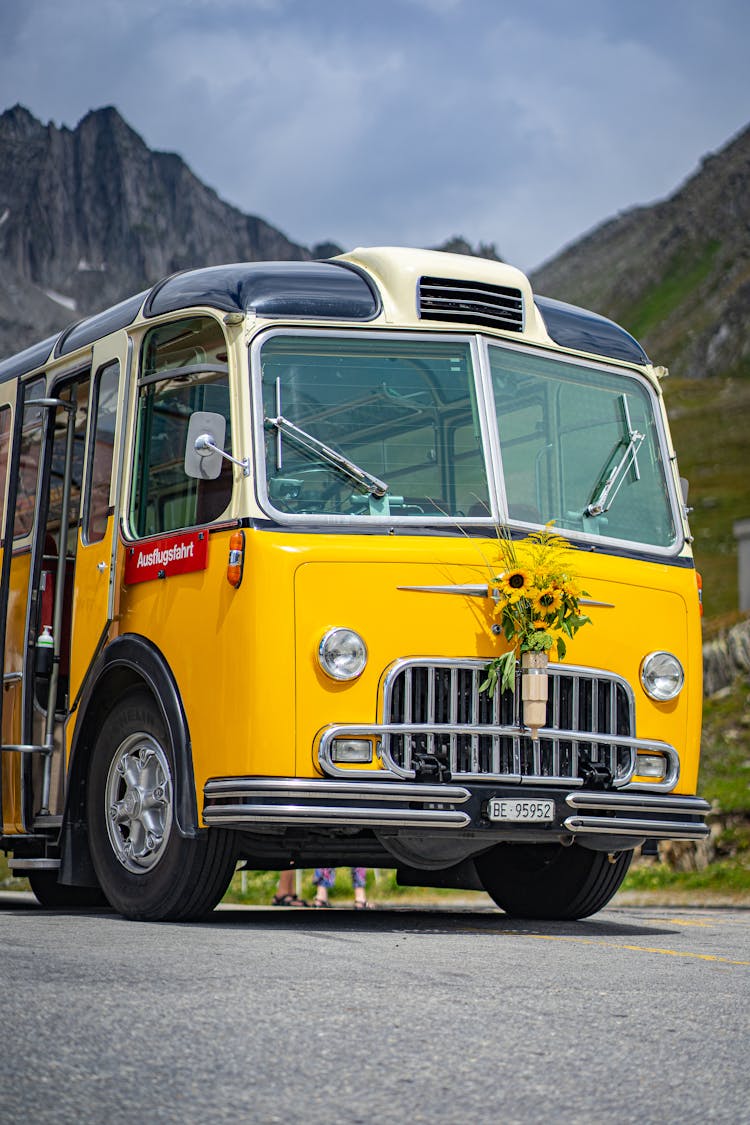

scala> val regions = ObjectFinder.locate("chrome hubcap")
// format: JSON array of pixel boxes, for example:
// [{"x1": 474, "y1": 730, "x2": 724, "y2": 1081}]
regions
[{"x1": 105, "y1": 733, "x2": 173, "y2": 873}]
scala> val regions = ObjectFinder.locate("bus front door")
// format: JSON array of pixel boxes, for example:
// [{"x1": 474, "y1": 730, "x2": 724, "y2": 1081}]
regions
[
  {"x1": 0, "y1": 372, "x2": 89, "y2": 839},
  {"x1": 66, "y1": 343, "x2": 127, "y2": 716},
  {"x1": 0, "y1": 337, "x2": 127, "y2": 842}
]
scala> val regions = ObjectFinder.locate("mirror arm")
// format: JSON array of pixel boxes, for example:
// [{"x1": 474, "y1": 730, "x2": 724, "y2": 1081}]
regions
[{"x1": 194, "y1": 434, "x2": 250, "y2": 477}]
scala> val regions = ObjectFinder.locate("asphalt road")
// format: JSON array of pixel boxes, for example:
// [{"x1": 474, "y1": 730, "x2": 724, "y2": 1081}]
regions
[{"x1": 0, "y1": 893, "x2": 748, "y2": 1125}]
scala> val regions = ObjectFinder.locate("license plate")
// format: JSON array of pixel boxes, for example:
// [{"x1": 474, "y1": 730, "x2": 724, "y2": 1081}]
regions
[{"x1": 487, "y1": 798, "x2": 555, "y2": 823}]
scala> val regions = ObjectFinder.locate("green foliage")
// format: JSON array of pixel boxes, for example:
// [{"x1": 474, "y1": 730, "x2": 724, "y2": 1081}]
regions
[
  {"x1": 664, "y1": 372, "x2": 750, "y2": 621},
  {"x1": 481, "y1": 527, "x2": 591, "y2": 697},
  {"x1": 699, "y1": 677, "x2": 750, "y2": 813},
  {"x1": 479, "y1": 649, "x2": 516, "y2": 697},
  {"x1": 623, "y1": 858, "x2": 750, "y2": 894},
  {"x1": 624, "y1": 242, "x2": 721, "y2": 341},
  {"x1": 0, "y1": 853, "x2": 28, "y2": 891}
]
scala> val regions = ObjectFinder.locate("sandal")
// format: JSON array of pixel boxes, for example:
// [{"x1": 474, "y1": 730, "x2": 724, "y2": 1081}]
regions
[
  {"x1": 271, "y1": 894, "x2": 309, "y2": 907},
  {"x1": 312, "y1": 897, "x2": 332, "y2": 908},
  {"x1": 354, "y1": 900, "x2": 372, "y2": 910}
]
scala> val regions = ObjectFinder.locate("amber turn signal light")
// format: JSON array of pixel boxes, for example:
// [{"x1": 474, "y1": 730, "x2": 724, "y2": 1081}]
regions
[{"x1": 227, "y1": 530, "x2": 245, "y2": 588}]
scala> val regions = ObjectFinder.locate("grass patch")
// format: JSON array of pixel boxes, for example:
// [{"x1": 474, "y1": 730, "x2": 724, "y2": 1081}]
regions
[
  {"x1": 624, "y1": 241, "x2": 721, "y2": 341},
  {"x1": 623, "y1": 857, "x2": 750, "y2": 895},
  {"x1": 0, "y1": 851, "x2": 29, "y2": 892},
  {"x1": 664, "y1": 373, "x2": 750, "y2": 620},
  {"x1": 698, "y1": 677, "x2": 750, "y2": 813}
]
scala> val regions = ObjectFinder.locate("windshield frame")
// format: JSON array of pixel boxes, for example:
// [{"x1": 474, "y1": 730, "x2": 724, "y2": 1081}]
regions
[
  {"x1": 249, "y1": 327, "x2": 685, "y2": 556},
  {"x1": 250, "y1": 327, "x2": 497, "y2": 528},
  {"x1": 476, "y1": 335, "x2": 684, "y2": 556}
]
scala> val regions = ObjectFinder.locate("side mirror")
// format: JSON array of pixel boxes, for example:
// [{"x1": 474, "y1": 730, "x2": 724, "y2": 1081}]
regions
[{"x1": 184, "y1": 411, "x2": 226, "y2": 480}]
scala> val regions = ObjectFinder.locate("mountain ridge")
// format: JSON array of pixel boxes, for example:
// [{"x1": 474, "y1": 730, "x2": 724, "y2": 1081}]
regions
[
  {"x1": 2, "y1": 102, "x2": 748, "y2": 380},
  {"x1": 0, "y1": 103, "x2": 316, "y2": 354},
  {"x1": 530, "y1": 123, "x2": 750, "y2": 380},
  {"x1": 0, "y1": 103, "x2": 748, "y2": 618}
]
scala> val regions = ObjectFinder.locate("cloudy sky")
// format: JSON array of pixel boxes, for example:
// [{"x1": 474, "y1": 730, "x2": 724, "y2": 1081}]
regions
[{"x1": 1, "y1": 0, "x2": 748, "y2": 270}]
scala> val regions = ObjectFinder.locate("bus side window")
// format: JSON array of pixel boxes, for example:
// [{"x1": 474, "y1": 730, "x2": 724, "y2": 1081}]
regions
[
  {"x1": 84, "y1": 362, "x2": 119, "y2": 545},
  {"x1": 0, "y1": 405, "x2": 11, "y2": 530},
  {"x1": 130, "y1": 317, "x2": 232, "y2": 538},
  {"x1": 13, "y1": 378, "x2": 46, "y2": 539}
]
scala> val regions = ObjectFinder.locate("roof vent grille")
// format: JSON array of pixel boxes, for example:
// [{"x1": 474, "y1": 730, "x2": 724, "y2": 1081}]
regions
[{"x1": 418, "y1": 275, "x2": 524, "y2": 332}]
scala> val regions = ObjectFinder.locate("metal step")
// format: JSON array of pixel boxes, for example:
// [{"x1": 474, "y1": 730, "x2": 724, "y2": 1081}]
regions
[
  {"x1": 0, "y1": 743, "x2": 53, "y2": 754},
  {"x1": 10, "y1": 858, "x2": 60, "y2": 871}
]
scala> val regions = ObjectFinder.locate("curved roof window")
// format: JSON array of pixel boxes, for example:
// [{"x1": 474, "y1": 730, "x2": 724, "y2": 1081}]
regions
[{"x1": 145, "y1": 261, "x2": 380, "y2": 321}]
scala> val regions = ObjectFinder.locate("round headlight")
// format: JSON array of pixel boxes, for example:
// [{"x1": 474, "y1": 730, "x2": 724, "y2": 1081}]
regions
[
  {"x1": 640, "y1": 651, "x2": 684, "y2": 701},
  {"x1": 318, "y1": 628, "x2": 368, "y2": 681}
]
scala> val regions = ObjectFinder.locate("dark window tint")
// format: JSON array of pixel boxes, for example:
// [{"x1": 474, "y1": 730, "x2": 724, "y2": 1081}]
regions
[
  {"x1": 14, "y1": 378, "x2": 45, "y2": 538},
  {"x1": 0, "y1": 406, "x2": 11, "y2": 533},
  {"x1": 131, "y1": 318, "x2": 232, "y2": 537},
  {"x1": 84, "y1": 362, "x2": 119, "y2": 544}
]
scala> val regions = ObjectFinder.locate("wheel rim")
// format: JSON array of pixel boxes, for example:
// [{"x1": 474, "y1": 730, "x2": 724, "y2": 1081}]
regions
[{"x1": 105, "y1": 732, "x2": 174, "y2": 874}]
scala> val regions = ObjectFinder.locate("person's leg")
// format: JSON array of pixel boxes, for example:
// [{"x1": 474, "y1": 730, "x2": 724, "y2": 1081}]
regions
[
  {"x1": 352, "y1": 867, "x2": 370, "y2": 907},
  {"x1": 313, "y1": 868, "x2": 335, "y2": 906},
  {"x1": 272, "y1": 868, "x2": 308, "y2": 906}
]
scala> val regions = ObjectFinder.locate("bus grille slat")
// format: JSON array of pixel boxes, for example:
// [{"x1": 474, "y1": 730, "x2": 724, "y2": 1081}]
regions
[{"x1": 383, "y1": 660, "x2": 635, "y2": 785}]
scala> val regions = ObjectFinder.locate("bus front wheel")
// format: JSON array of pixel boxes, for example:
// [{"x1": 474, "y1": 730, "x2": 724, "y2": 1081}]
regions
[
  {"x1": 475, "y1": 841, "x2": 633, "y2": 920},
  {"x1": 86, "y1": 690, "x2": 236, "y2": 922}
]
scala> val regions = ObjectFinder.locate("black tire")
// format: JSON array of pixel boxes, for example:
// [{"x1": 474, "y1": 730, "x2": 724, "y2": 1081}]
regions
[
  {"x1": 475, "y1": 842, "x2": 633, "y2": 920},
  {"x1": 28, "y1": 870, "x2": 108, "y2": 911},
  {"x1": 86, "y1": 689, "x2": 237, "y2": 922}
]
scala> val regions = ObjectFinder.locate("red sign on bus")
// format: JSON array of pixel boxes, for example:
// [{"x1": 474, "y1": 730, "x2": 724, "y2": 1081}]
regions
[{"x1": 124, "y1": 530, "x2": 209, "y2": 585}]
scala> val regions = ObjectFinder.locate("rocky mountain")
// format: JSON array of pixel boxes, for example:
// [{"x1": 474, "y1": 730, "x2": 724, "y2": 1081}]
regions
[
  {"x1": 430, "y1": 236, "x2": 503, "y2": 261},
  {"x1": 531, "y1": 124, "x2": 750, "y2": 381},
  {"x1": 530, "y1": 126, "x2": 750, "y2": 626},
  {"x1": 0, "y1": 103, "x2": 748, "y2": 625},
  {"x1": 3, "y1": 101, "x2": 747, "y2": 381},
  {"x1": 0, "y1": 104, "x2": 324, "y2": 356}
]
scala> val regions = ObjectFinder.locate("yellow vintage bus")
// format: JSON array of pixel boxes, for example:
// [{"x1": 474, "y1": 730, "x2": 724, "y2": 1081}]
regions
[{"x1": 0, "y1": 247, "x2": 709, "y2": 920}]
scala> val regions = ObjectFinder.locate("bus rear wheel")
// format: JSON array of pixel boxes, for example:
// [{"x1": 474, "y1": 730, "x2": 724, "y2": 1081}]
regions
[
  {"x1": 86, "y1": 690, "x2": 236, "y2": 922},
  {"x1": 475, "y1": 841, "x2": 633, "y2": 920},
  {"x1": 28, "y1": 870, "x2": 108, "y2": 910}
]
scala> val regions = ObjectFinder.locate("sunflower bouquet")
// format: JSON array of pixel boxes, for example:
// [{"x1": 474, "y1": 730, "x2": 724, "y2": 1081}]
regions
[{"x1": 480, "y1": 526, "x2": 592, "y2": 699}]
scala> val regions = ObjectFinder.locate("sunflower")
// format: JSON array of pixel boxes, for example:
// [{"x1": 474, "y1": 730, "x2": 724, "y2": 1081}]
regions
[
  {"x1": 530, "y1": 586, "x2": 563, "y2": 617},
  {"x1": 481, "y1": 527, "x2": 592, "y2": 698},
  {"x1": 560, "y1": 579, "x2": 581, "y2": 602},
  {"x1": 497, "y1": 567, "x2": 533, "y2": 603}
]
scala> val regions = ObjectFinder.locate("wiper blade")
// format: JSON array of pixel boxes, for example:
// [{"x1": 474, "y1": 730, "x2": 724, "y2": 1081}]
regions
[
  {"x1": 585, "y1": 396, "x2": 645, "y2": 517},
  {"x1": 265, "y1": 414, "x2": 389, "y2": 498}
]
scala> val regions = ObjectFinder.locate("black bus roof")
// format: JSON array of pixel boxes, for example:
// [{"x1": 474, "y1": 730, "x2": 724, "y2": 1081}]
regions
[{"x1": 0, "y1": 258, "x2": 648, "y2": 383}]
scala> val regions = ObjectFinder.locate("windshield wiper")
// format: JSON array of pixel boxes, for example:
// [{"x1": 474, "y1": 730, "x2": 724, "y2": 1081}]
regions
[
  {"x1": 585, "y1": 395, "x2": 645, "y2": 517},
  {"x1": 264, "y1": 413, "x2": 389, "y2": 498}
]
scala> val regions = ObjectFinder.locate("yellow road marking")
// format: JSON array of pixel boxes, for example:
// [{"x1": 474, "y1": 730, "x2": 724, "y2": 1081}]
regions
[
  {"x1": 646, "y1": 917, "x2": 714, "y2": 927},
  {"x1": 505, "y1": 931, "x2": 750, "y2": 965}
]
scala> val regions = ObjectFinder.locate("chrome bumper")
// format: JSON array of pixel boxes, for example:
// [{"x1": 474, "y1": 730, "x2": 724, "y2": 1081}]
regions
[
  {"x1": 203, "y1": 777, "x2": 473, "y2": 829},
  {"x1": 563, "y1": 791, "x2": 711, "y2": 840},
  {"x1": 203, "y1": 776, "x2": 711, "y2": 841}
]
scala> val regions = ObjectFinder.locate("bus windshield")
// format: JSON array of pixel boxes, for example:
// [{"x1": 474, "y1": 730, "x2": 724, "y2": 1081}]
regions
[
  {"x1": 256, "y1": 331, "x2": 678, "y2": 550},
  {"x1": 488, "y1": 344, "x2": 677, "y2": 548},
  {"x1": 258, "y1": 334, "x2": 490, "y2": 519}
]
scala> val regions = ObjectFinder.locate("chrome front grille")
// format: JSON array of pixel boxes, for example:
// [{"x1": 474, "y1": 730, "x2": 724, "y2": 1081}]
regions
[
  {"x1": 418, "y1": 275, "x2": 524, "y2": 332},
  {"x1": 381, "y1": 659, "x2": 636, "y2": 786}
]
